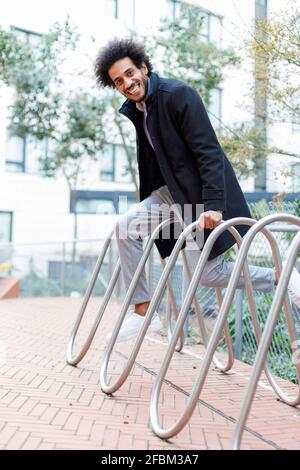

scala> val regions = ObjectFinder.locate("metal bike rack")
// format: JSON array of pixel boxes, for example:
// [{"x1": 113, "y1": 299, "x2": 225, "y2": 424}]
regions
[
  {"x1": 100, "y1": 217, "x2": 196, "y2": 394},
  {"x1": 232, "y1": 228, "x2": 300, "y2": 449},
  {"x1": 100, "y1": 214, "x2": 237, "y2": 395},
  {"x1": 150, "y1": 214, "x2": 300, "y2": 440},
  {"x1": 67, "y1": 221, "x2": 183, "y2": 366},
  {"x1": 67, "y1": 229, "x2": 120, "y2": 365}
]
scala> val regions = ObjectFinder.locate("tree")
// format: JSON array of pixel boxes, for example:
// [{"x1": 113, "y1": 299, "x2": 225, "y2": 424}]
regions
[
  {"x1": 241, "y1": 2, "x2": 300, "y2": 175},
  {"x1": 153, "y1": 3, "x2": 239, "y2": 104},
  {"x1": 249, "y1": 4, "x2": 300, "y2": 129},
  {"x1": 129, "y1": 2, "x2": 266, "y2": 179},
  {"x1": 0, "y1": 21, "x2": 107, "y2": 257}
]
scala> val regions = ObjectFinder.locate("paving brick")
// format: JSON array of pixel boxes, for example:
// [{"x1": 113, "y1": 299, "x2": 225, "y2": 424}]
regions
[
  {"x1": 64, "y1": 413, "x2": 82, "y2": 432},
  {"x1": 6, "y1": 431, "x2": 30, "y2": 450},
  {"x1": 40, "y1": 406, "x2": 60, "y2": 424},
  {"x1": 22, "y1": 436, "x2": 42, "y2": 450},
  {"x1": 0, "y1": 425, "x2": 18, "y2": 445},
  {"x1": 31, "y1": 403, "x2": 49, "y2": 418},
  {"x1": 38, "y1": 442, "x2": 56, "y2": 450},
  {"x1": 102, "y1": 429, "x2": 120, "y2": 448},
  {"x1": 77, "y1": 418, "x2": 93, "y2": 437},
  {"x1": 52, "y1": 410, "x2": 71, "y2": 427}
]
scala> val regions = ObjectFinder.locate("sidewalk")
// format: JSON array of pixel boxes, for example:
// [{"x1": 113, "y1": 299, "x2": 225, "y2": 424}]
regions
[{"x1": 0, "y1": 297, "x2": 299, "y2": 450}]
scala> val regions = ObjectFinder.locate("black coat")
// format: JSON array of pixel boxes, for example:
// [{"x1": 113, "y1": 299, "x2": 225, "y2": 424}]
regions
[{"x1": 119, "y1": 73, "x2": 251, "y2": 260}]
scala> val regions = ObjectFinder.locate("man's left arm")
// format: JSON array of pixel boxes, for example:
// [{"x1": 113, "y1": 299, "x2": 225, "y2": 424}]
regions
[{"x1": 171, "y1": 85, "x2": 225, "y2": 228}]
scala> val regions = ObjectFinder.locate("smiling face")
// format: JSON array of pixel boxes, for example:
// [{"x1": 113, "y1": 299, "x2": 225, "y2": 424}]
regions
[{"x1": 108, "y1": 57, "x2": 149, "y2": 102}]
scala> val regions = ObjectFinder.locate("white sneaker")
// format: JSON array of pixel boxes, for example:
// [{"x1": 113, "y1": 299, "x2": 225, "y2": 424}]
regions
[
  {"x1": 147, "y1": 315, "x2": 163, "y2": 334},
  {"x1": 106, "y1": 312, "x2": 162, "y2": 343}
]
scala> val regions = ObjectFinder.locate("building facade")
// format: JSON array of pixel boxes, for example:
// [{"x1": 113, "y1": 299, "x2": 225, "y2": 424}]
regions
[{"x1": 0, "y1": 0, "x2": 298, "y2": 245}]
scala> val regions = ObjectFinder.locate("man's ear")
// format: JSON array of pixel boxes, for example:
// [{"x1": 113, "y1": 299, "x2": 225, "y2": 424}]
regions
[{"x1": 141, "y1": 61, "x2": 148, "y2": 75}]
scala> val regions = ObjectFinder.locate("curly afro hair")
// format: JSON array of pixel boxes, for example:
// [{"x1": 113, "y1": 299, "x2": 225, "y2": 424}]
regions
[{"x1": 94, "y1": 38, "x2": 153, "y2": 88}]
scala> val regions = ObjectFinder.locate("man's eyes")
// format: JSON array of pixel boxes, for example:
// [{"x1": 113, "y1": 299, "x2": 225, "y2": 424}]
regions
[{"x1": 115, "y1": 71, "x2": 134, "y2": 86}]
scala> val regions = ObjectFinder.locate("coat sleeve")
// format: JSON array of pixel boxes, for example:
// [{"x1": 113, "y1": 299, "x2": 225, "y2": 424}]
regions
[{"x1": 170, "y1": 84, "x2": 226, "y2": 212}]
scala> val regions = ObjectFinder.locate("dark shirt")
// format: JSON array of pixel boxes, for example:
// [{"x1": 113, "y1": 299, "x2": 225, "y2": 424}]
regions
[{"x1": 136, "y1": 76, "x2": 165, "y2": 192}]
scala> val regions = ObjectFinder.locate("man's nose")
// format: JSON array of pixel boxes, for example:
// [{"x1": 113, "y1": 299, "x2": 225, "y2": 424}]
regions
[{"x1": 124, "y1": 78, "x2": 133, "y2": 90}]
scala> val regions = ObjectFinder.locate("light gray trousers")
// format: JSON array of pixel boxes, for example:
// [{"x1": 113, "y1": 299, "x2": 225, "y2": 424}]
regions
[{"x1": 115, "y1": 185, "x2": 275, "y2": 304}]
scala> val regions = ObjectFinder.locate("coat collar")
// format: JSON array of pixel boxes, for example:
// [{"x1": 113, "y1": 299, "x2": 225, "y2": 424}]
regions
[{"x1": 119, "y1": 72, "x2": 159, "y2": 122}]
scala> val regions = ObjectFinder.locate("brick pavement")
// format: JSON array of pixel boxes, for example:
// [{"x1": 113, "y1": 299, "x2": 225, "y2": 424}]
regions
[{"x1": 0, "y1": 297, "x2": 299, "y2": 450}]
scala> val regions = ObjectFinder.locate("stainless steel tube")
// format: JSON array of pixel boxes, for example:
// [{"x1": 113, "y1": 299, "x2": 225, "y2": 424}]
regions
[
  {"x1": 67, "y1": 230, "x2": 120, "y2": 365},
  {"x1": 150, "y1": 214, "x2": 300, "y2": 439},
  {"x1": 232, "y1": 228, "x2": 300, "y2": 449}
]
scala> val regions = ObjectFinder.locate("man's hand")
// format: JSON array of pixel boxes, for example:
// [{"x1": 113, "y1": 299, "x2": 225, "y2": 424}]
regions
[{"x1": 198, "y1": 210, "x2": 223, "y2": 230}]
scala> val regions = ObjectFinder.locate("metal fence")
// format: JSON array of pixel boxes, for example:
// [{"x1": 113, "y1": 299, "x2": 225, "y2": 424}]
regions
[{"x1": 0, "y1": 199, "x2": 299, "y2": 382}]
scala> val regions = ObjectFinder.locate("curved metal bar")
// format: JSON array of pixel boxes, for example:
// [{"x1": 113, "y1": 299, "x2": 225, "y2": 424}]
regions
[
  {"x1": 150, "y1": 214, "x2": 300, "y2": 439},
  {"x1": 232, "y1": 229, "x2": 300, "y2": 450},
  {"x1": 100, "y1": 217, "x2": 252, "y2": 395},
  {"x1": 100, "y1": 218, "x2": 181, "y2": 394},
  {"x1": 162, "y1": 258, "x2": 185, "y2": 353},
  {"x1": 180, "y1": 250, "x2": 207, "y2": 347},
  {"x1": 215, "y1": 287, "x2": 235, "y2": 372},
  {"x1": 181, "y1": 251, "x2": 234, "y2": 372},
  {"x1": 242, "y1": 221, "x2": 300, "y2": 404},
  {"x1": 67, "y1": 230, "x2": 121, "y2": 365}
]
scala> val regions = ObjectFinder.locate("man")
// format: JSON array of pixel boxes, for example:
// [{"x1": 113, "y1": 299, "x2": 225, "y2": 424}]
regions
[{"x1": 94, "y1": 38, "x2": 300, "y2": 342}]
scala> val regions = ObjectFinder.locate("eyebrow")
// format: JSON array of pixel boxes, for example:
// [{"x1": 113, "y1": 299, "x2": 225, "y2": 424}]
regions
[{"x1": 114, "y1": 67, "x2": 134, "y2": 83}]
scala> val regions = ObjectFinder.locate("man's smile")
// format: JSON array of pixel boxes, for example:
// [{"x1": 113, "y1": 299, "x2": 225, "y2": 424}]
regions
[{"x1": 127, "y1": 82, "x2": 140, "y2": 95}]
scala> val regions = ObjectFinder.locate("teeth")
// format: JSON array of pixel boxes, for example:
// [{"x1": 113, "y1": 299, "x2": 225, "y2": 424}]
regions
[{"x1": 129, "y1": 84, "x2": 139, "y2": 95}]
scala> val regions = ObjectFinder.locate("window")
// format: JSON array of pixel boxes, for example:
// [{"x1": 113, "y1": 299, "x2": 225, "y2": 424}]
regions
[
  {"x1": 70, "y1": 190, "x2": 136, "y2": 214},
  {"x1": 199, "y1": 12, "x2": 209, "y2": 42},
  {"x1": 200, "y1": 12, "x2": 222, "y2": 46},
  {"x1": 5, "y1": 28, "x2": 45, "y2": 175},
  {"x1": 104, "y1": 0, "x2": 135, "y2": 25},
  {"x1": 75, "y1": 198, "x2": 116, "y2": 215},
  {"x1": 0, "y1": 212, "x2": 13, "y2": 243},
  {"x1": 114, "y1": 145, "x2": 132, "y2": 183},
  {"x1": 168, "y1": 2, "x2": 222, "y2": 47},
  {"x1": 12, "y1": 26, "x2": 42, "y2": 45},
  {"x1": 5, "y1": 136, "x2": 25, "y2": 173},
  {"x1": 104, "y1": 0, "x2": 118, "y2": 19},
  {"x1": 100, "y1": 145, "x2": 115, "y2": 182},
  {"x1": 209, "y1": 14, "x2": 222, "y2": 47},
  {"x1": 207, "y1": 88, "x2": 222, "y2": 131},
  {"x1": 169, "y1": 0, "x2": 182, "y2": 21},
  {"x1": 100, "y1": 144, "x2": 133, "y2": 184},
  {"x1": 5, "y1": 134, "x2": 47, "y2": 175},
  {"x1": 291, "y1": 163, "x2": 300, "y2": 193},
  {"x1": 25, "y1": 135, "x2": 48, "y2": 174},
  {"x1": 292, "y1": 120, "x2": 300, "y2": 134}
]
